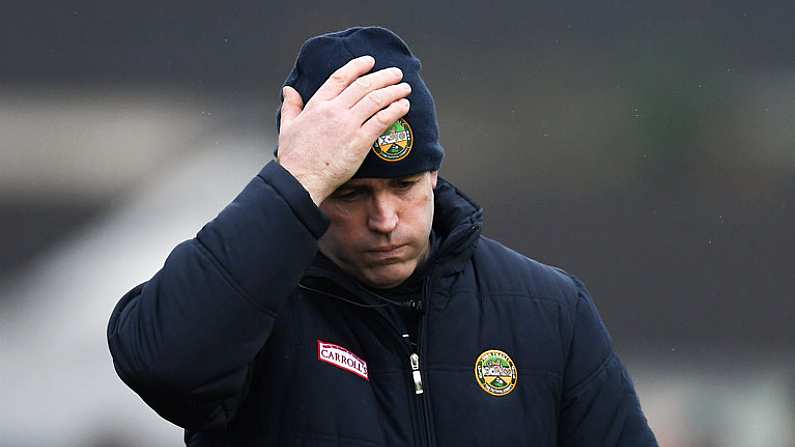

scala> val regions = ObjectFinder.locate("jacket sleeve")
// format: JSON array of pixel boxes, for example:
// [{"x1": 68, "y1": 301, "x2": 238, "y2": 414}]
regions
[
  {"x1": 107, "y1": 161, "x2": 329, "y2": 431},
  {"x1": 557, "y1": 277, "x2": 659, "y2": 447}
]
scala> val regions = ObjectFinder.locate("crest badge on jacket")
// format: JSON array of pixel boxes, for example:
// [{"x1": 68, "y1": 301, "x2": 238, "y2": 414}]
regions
[{"x1": 474, "y1": 349, "x2": 518, "y2": 397}]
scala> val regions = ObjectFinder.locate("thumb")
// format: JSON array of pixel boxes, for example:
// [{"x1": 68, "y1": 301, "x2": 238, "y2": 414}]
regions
[{"x1": 280, "y1": 86, "x2": 304, "y2": 128}]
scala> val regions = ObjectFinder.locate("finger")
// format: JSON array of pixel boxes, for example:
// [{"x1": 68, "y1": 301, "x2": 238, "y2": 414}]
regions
[
  {"x1": 350, "y1": 82, "x2": 411, "y2": 123},
  {"x1": 280, "y1": 86, "x2": 304, "y2": 128},
  {"x1": 311, "y1": 55, "x2": 375, "y2": 102},
  {"x1": 335, "y1": 66, "x2": 404, "y2": 108},
  {"x1": 359, "y1": 98, "x2": 410, "y2": 146}
]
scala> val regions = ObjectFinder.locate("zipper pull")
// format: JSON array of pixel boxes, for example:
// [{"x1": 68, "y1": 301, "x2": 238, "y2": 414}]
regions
[{"x1": 410, "y1": 353, "x2": 424, "y2": 395}]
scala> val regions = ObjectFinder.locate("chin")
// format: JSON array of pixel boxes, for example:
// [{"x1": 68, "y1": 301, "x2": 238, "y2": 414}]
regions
[{"x1": 362, "y1": 262, "x2": 414, "y2": 289}]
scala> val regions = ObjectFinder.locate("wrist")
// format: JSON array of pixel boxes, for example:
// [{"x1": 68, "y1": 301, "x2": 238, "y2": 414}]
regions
[{"x1": 277, "y1": 160, "x2": 333, "y2": 206}]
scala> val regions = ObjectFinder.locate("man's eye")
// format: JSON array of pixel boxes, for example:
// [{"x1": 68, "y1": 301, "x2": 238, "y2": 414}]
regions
[{"x1": 396, "y1": 181, "x2": 416, "y2": 190}]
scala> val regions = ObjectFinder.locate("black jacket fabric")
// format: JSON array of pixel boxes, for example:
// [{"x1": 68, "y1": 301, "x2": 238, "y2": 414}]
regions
[{"x1": 107, "y1": 161, "x2": 658, "y2": 446}]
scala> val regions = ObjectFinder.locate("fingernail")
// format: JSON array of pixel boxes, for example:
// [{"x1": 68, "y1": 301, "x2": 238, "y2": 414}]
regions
[
  {"x1": 361, "y1": 55, "x2": 375, "y2": 64},
  {"x1": 391, "y1": 67, "x2": 403, "y2": 76}
]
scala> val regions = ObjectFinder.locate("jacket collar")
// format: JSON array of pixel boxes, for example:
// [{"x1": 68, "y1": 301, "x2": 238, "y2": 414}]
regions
[{"x1": 431, "y1": 177, "x2": 484, "y2": 277}]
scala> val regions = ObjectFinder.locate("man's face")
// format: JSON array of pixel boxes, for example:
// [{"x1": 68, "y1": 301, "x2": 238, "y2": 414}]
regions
[{"x1": 318, "y1": 171, "x2": 438, "y2": 289}]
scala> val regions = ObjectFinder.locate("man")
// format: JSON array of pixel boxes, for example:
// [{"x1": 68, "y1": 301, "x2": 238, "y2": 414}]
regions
[{"x1": 108, "y1": 27, "x2": 658, "y2": 446}]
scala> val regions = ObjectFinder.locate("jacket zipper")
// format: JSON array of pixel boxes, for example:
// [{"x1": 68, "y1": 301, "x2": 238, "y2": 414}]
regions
[
  {"x1": 398, "y1": 286, "x2": 434, "y2": 447},
  {"x1": 414, "y1": 274, "x2": 436, "y2": 447},
  {"x1": 407, "y1": 342, "x2": 431, "y2": 447},
  {"x1": 397, "y1": 323, "x2": 428, "y2": 447},
  {"x1": 410, "y1": 353, "x2": 423, "y2": 394}
]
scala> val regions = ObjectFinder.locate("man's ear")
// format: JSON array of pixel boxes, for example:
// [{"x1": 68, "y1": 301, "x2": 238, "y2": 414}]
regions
[{"x1": 430, "y1": 171, "x2": 439, "y2": 189}]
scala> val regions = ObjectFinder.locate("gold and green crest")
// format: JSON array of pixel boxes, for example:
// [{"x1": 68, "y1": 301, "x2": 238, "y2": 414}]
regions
[
  {"x1": 474, "y1": 349, "x2": 518, "y2": 397},
  {"x1": 371, "y1": 118, "x2": 414, "y2": 162}
]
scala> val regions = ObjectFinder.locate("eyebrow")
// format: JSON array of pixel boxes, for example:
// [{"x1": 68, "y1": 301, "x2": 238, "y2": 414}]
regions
[
  {"x1": 330, "y1": 183, "x2": 370, "y2": 199},
  {"x1": 387, "y1": 174, "x2": 423, "y2": 185},
  {"x1": 338, "y1": 174, "x2": 423, "y2": 191},
  {"x1": 335, "y1": 184, "x2": 369, "y2": 193},
  {"x1": 396, "y1": 174, "x2": 423, "y2": 181}
]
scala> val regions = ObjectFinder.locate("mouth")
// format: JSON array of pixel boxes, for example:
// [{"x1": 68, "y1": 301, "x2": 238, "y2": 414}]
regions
[{"x1": 365, "y1": 244, "x2": 407, "y2": 261}]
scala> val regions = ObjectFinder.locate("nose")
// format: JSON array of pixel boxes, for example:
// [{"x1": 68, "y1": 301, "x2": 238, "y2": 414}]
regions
[{"x1": 367, "y1": 193, "x2": 399, "y2": 235}]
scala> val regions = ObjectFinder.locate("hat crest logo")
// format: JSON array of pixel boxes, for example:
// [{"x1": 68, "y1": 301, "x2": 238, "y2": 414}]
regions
[{"x1": 371, "y1": 118, "x2": 414, "y2": 162}]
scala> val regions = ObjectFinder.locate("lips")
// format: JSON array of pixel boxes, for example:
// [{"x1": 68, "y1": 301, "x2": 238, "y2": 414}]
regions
[
  {"x1": 369, "y1": 245, "x2": 404, "y2": 253},
  {"x1": 365, "y1": 244, "x2": 406, "y2": 261}
]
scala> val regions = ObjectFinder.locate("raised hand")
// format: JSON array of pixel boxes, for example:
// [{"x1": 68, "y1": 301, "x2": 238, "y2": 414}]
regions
[{"x1": 277, "y1": 55, "x2": 412, "y2": 205}]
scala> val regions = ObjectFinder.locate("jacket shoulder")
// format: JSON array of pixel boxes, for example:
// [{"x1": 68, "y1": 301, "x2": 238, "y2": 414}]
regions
[{"x1": 471, "y1": 235, "x2": 582, "y2": 308}]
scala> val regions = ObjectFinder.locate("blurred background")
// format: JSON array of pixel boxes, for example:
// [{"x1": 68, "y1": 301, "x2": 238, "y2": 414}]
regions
[{"x1": 2, "y1": 1, "x2": 793, "y2": 446}]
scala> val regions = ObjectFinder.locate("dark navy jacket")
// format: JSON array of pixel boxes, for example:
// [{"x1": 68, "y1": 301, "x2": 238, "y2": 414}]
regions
[{"x1": 107, "y1": 161, "x2": 658, "y2": 446}]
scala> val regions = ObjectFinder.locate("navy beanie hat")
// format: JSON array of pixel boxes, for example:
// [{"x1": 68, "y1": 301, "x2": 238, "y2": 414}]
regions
[{"x1": 276, "y1": 26, "x2": 444, "y2": 178}]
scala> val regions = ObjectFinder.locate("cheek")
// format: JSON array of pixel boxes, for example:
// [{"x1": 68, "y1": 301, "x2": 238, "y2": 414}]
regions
[
  {"x1": 325, "y1": 220, "x2": 355, "y2": 245},
  {"x1": 320, "y1": 206, "x2": 365, "y2": 248},
  {"x1": 325, "y1": 201, "x2": 357, "y2": 221},
  {"x1": 402, "y1": 192, "x2": 435, "y2": 236},
  {"x1": 318, "y1": 221, "x2": 359, "y2": 264}
]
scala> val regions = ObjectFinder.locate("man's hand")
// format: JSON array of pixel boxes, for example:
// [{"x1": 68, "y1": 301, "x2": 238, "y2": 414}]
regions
[{"x1": 277, "y1": 55, "x2": 412, "y2": 205}]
